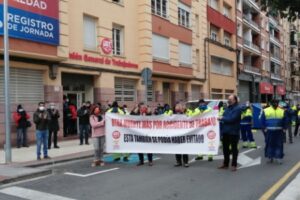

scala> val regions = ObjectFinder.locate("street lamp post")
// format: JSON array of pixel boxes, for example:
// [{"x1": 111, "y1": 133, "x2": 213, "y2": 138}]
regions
[{"x1": 3, "y1": 0, "x2": 12, "y2": 163}]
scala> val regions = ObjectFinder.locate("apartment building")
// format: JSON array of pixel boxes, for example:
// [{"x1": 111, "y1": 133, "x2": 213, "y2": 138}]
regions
[
  {"x1": 236, "y1": 0, "x2": 285, "y2": 103},
  {"x1": 207, "y1": 0, "x2": 237, "y2": 99},
  {"x1": 0, "y1": 0, "x2": 209, "y2": 146}
]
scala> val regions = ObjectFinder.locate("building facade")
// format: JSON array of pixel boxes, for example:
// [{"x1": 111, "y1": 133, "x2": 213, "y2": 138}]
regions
[
  {"x1": 0, "y1": 0, "x2": 209, "y2": 146},
  {"x1": 207, "y1": 0, "x2": 237, "y2": 100}
]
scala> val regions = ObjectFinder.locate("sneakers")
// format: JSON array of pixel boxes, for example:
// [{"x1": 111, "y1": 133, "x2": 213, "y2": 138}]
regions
[
  {"x1": 242, "y1": 142, "x2": 248, "y2": 148},
  {"x1": 37, "y1": 157, "x2": 41, "y2": 161},
  {"x1": 249, "y1": 142, "x2": 257, "y2": 149},
  {"x1": 195, "y1": 156, "x2": 203, "y2": 160},
  {"x1": 174, "y1": 163, "x2": 182, "y2": 167},
  {"x1": 44, "y1": 156, "x2": 51, "y2": 159},
  {"x1": 54, "y1": 146, "x2": 60, "y2": 149},
  {"x1": 184, "y1": 164, "x2": 189, "y2": 168}
]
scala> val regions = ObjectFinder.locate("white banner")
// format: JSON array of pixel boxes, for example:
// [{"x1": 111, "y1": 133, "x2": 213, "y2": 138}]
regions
[{"x1": 105, "y1": 111, "x2": 220, "y2": 155}]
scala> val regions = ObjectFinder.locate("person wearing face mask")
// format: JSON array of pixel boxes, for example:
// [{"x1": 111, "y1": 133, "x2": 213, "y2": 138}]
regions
[
  {"x1": 107, "y1": 101, "x2": 130, "y2": 162},
  {"x1": 77, "y1": 102, "x2": 91, "y2": 145},
  {"x1": 261, "y1": 99, "x2": 288, "y2": 164},
  {"x1": 163, "y1": 104, "x2": 173, "y2": 116},
  {"x1": 13, "y1": 105, "x2": 30, "y2": 148},
  {"x1": 90, "y1": 105, "x2": 105, "y2": 167},
  {"x1": 33, "y1": 102, "x2": 51, "y2": 160},
  {"x1": 47, "y1": 103, "x2": 60, "y2": 149},
  {"x1": 190, "y1": 99, "x2": 213, "y2": 161},
  {"x1": 218, "y1": 95, "x2": 242, "y2": 172},
  {"x1": 240, "y1": 102, "x2": 256, "y2": 148}
]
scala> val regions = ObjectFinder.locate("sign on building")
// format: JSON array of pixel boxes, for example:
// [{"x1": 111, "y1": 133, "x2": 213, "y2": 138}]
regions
[{"x1": 0, "y1": 0, "x2": 59, "y2": 46}]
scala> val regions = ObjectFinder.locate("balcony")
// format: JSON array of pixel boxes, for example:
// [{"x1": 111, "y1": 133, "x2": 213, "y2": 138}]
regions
[
  {"x1": 271, "y1": 73, "x2": 281, "y2": 80},
  {"x1": 244, "y1": 65, "x2": 261, "y2": 74},
  {"x1": 243, "y1": 14, "x2": 260, "y2": 32},
  {"x1": 292, "y1": 69, "x2": 300, "y2": 76},
  {"x1": 243, "y1": 0, "x2": 260, "y2": 12},
  {"x1": 291, "y1": 55, "x2": 298, "y2": 63},
  {"x1": 290, "y1": 24, "x2": 297, "y2": 32},
  {"x1": 243, "y1": 39, "x2": 261, "y2": 54},
  {"x1": 270, "y1": 35, "x2": 281, "y2": 46}
]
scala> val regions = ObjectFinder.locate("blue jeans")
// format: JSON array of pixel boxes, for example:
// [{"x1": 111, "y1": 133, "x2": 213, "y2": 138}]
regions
[
  {"x1": 36, "y1": 130, "x2": 49, "y2": 158},
  {"x1": 79, "y1": 125, "x2": 89, "y2": 144},
  {"x1": 17, "y1": 128, "x2": 27, "y2": 147}
]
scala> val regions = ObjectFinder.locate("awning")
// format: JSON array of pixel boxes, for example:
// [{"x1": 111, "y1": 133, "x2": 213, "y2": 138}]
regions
[
  {"x1": 276, "y1": 85, "x2": 286, "y2": 96},
  {"x1": 259, "y1": 82, "x2": 274, "y2": 94}
]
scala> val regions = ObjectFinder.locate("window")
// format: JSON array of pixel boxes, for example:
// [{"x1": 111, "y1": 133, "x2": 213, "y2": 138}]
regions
[
  {"x1": 210, "y1": 25, "x2": 219, "y2": 41},
  {"x1": 192, "y1": 85, "x2": 202, "y2": 100},
  {"x1": 112, "y1": 25, "x2": 124, "y2": 56},
  {"x1": 238, "y1": 50, "x2": 243, "y2": 64},
  {"x1": 115, "y1": 78, "x2": 136, "y2": 102},
  {"x1": 147, "y1": 84, "x2": 155, "y2": 102},
  {"x1": 195, "y1": 14, "x2": 200, "y2": 35},
  {"x1": 151, "y1": 0, "x2": 168, "y2": 18},
  {"x1": 237, "y1": 0, "x2": 242, "y2": 11},
  {"x1": 152, "y1": 34, "x2": 169, "y2": 60},
  {"x1": 83, "y1": 15, "x2": 97, "y2": 50},
  {"x1": 266, "y1": 41, "x2": 269, "y2": 51},
  {"x1": 211, "y1": 56, "x2": 233, "y2": 76},
  {"x1": 178, "y1": 3, "x2": 191, "y2": 28},
  {"x1": 209, "y1": 0, "x2": 218, "y2": 10},
  {"x1": 224, "y1": 32, "x2": 231, "y2": 47},
  {"x1": 261, "y1": 39, "x2": 264, "y2": 50},
  {"x1": 179, "y1": 42, "x2": 192, "y2": 65},
  {"x1": 211, "y1": 88, "x2": 223, "y2": 99},
  {"x1": 178, "y1": 83, "x2": 186, "y2": 102},
  {"x1": 223, "y1": 4, "x2": 231, "y2": 19},
  {"x1": 196, "y1": 49, "x2": 200, "y2": 70}
]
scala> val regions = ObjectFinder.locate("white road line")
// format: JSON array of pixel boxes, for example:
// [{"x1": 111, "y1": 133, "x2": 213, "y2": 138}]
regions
[
  {"x1": 64, "y1": 167, "x2": 120, "y2": 178},
  {"x1": 0, "y1": 186, "x2": 76, "y2": 200}
]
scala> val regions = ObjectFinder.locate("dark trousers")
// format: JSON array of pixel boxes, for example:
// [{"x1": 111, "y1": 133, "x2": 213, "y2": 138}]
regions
[
  {"x1": 222, "y1": 134, "x2": 239, "y2": 167},
  {"x1": 48, "y1": 131, "x2": 58, "y2": 148},
  {"x1": 63, "y1": 118, "x2": 69, "y2": 137},
  {"x1": 79, "y1": 124, "x2": 89, "y2": 144},
  {"x1": 17, "y1": 128, "x2": 27, "y2": 147},
  {"x1": 138, "y1": 153, "x2": 153, "y2": 163},
  {"x1": 294, "y1": 123, "x2": 299, "y2": 137},
  {"x1": 175, "y1": 154, "x2": 188, "y2": 164}
]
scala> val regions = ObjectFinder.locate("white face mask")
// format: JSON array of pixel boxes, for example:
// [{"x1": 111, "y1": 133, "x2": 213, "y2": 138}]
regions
[
  {"x1": 39, "y1": 106, "x2": 45, "y2": 111},
  {"x1": 50, "y1": 106, "x2": 55, "y2": 110},
  {"x1": 18, "y1": 109, "x2": 24, "y2": 112}
]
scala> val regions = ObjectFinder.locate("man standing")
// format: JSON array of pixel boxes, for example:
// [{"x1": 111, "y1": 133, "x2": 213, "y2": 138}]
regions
[
  {"x1": 13, "y1": 105, "x2": 30, "y2": 148},
  {"x1": 283, "y1": 103, "x2": 293, "y2": 143},
  {"x1": 261, "y1": 99, "x2": 287, "y2": 164},
  {"x1": 77, "y1": 102, "x2": 90, "y2": 145},
  {"x1": 190, "y1": 99, "x2": 213, "y2": 161},
  {"x1": 107, "y1": 101, "x2": 130, "y2": 162},
  {"x1": 240, "y1": 102, "x2": 256, "y2": 148},
  {"x1": 33, "y1": 102, "x2": 51, "y2": 160},
  {"x1": 218, "y1": 95, "x2": 241, "y2": 171},
  {"x1": 48, "y1": 103, "x2": 60, "y2": 149}
]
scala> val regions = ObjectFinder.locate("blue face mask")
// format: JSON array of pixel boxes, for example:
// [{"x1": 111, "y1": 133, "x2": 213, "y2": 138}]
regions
[{"x1": 199, "y1": 105, "x2": 207, "y2": 110}]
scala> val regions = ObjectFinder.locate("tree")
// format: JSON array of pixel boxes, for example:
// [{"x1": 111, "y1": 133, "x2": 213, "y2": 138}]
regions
[{"x1": 260, "y1": 0, "x2": 300, "y2": 21}]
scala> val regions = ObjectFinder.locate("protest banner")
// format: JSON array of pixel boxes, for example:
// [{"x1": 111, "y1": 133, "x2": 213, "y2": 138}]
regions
[{"x1": 105, "y1": 111, "x2": 220, "y2": 155}]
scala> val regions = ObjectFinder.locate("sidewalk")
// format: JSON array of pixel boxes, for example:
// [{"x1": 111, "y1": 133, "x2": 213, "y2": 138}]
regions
[{"x1": 0, "y1": 139, "x2": 94, "y2": 185}]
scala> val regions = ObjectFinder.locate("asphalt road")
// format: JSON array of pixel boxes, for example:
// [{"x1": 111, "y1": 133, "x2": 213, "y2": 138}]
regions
[{"x1": 0, "y1": 131, "x2": 300, "y2": 200}]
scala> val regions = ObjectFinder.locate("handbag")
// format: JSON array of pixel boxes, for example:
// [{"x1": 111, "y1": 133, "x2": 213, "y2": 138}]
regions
[{"x1": 26, "y1": 121, "x2": 32, "y2": 128}]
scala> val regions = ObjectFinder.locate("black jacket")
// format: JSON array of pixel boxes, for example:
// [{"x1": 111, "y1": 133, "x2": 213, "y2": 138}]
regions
[
  {"x1": 77, "y1": 107, "x2": 90, "y2": 125},
  {"x1": 33, "y1": 109, "x2": 50, "y2": 131},
  {"x1": 48, "y1": 109, "x2": 60, "y2": 132}
]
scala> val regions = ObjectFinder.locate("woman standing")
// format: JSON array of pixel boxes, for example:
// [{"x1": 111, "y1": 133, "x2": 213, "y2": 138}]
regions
[
  {"x1": 174, "y1": 103, "x2": 189, "y2": 167},
  {"x1": 13, "y1": 105, "x2": 30, "y2": 148},
  {"x1": 90, "y1": 105, "x2": 105, "y2": 167},
  {"x1": 48, "y1": 103, "x2": 60, "y2": 149}
]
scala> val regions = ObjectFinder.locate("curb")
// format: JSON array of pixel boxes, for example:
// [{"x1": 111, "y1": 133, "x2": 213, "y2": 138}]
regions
[{"x1": 0, "y1": 169, "x2": 52, "y2": 186}]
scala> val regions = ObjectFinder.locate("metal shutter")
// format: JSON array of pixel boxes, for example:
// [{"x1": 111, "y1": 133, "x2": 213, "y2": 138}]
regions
[
  {"x1": 0, "y1": 68, "x2": 44, "y2": 103},
  {"x1": 115, "y1": 78, "x2": 136, "y2": 102}
]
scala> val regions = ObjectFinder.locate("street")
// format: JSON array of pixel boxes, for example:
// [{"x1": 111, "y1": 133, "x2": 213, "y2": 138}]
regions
[{"x1": 0, "y1": 132, "x2": 299, "y2": 200}]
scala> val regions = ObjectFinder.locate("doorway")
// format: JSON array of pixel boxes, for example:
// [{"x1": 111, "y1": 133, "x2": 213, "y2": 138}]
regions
[{"x1": 163, "y1": 82, "x2": 171, "y2": 105}]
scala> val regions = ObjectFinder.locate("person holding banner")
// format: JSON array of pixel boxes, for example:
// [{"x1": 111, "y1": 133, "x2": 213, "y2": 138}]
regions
[
  {"x1": 163, "y1": 104, "x2": 173, "y2": 116},
  {"x1": 90, "y1": 105, "x2": 105, "y2": 167},
  {"x1": 174, "y1": 103, "x2": 189, "y2": 168},
  {"x1": 218, "y1": 95, "x2": 241, "y2": 172},
  {"x1": 133, "y1": 103, "x2": 154, "y2": 166},
  {"x1": 191, "y1": 99, "x2": 213, "y2": 161},
  {"x1": 107, "y1": 101, "x2": 130, "y2": 162}
]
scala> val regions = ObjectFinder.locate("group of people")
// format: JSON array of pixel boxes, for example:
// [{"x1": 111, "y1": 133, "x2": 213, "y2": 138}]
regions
[{"x1": 13, "y1": 94, "x2": 296, "y2": 169}]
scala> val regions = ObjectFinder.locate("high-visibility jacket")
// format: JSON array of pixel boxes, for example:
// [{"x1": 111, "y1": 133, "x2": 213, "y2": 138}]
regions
[
  {"x1": 186, "y1": 108, "x2": 194, "y2": 116},
  {"x1": 164, "y1": 110, "x2": 173, "y2": 116},
  {"x1": 107, "y1": 108, "x2": 125, "y2": 115},
  {"x1": 218, "y1": 107, "x2": 225, "y2": 117},
  {"x1": 190, "y1": 107, "x2": 212, "y2": 117},
  {"x1": 261, "y1": 107, "x2": 286, "y2": 131},
  {"x1": 241, "y1": 108, "x2": 252, "y2": 125}
]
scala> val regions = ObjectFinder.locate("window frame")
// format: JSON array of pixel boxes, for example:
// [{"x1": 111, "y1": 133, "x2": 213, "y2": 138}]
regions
[
  {"x1": 112, "y1": 25, "x2": 124, "y2": 56},
  {"x1": 83, "y1": 15, "x2": 98, "y2": 51}
]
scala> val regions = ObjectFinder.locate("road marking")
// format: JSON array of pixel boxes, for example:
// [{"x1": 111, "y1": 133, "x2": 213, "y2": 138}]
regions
[
  {"x1": 259, "y1": 161, "x2": 300, "y2": 200},
  {"x1": 275, "y1": 173, "x2": 300, "y2": 200},
  {"x1": 64, "y1": 167, "x2": 120, "y2": 178},
  {"x1": 0, "y1": 186, "x2": 76, "y2": 200}
]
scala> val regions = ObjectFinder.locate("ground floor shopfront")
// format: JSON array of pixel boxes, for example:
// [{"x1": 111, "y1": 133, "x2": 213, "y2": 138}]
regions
[
  {"x1": 238, "y1": 72, "x2": 286, "y2": 103},
  {"x1": 0, "y1": 60, "x2": 205, "y2": 148}
]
